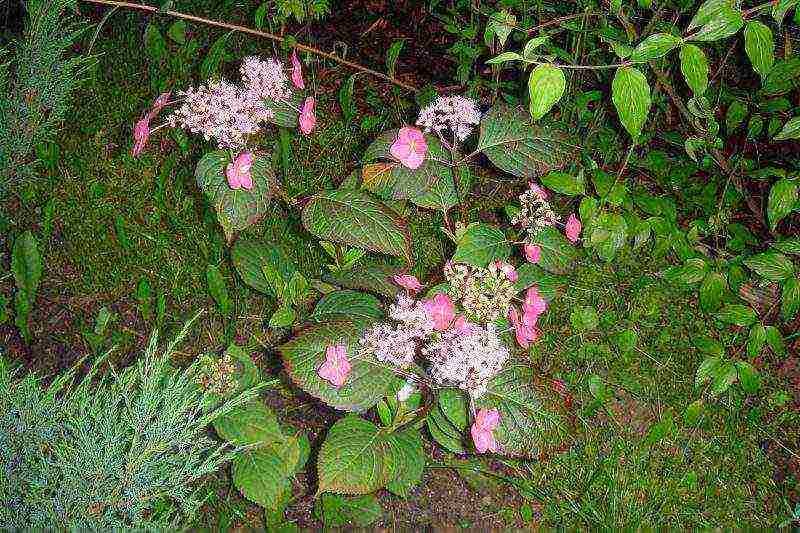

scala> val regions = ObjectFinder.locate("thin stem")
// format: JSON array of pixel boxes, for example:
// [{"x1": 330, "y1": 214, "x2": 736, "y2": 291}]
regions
[{"x1": 79, "y1": 0, "x2": 419, "y2": 93}]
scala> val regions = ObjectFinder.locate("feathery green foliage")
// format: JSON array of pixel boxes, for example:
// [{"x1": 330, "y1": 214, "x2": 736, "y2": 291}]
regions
[
  {"x1": 0, "y1": 0, "x2": 93, "y2": 196},
  {"x1": 0, "y1": 317, "x2": 258, "y2": 529}
]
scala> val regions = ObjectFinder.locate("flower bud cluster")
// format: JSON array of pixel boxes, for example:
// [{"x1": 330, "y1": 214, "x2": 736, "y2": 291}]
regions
[
  {"x1": 416, "y1": 95, "x2": 482, "y2": 142},
  {"x1": 444, "y1": 262, "x2": 516, "y2": 322},
  {"x1": 511, "y1": 185, "x2": 559, "y2": 239}
]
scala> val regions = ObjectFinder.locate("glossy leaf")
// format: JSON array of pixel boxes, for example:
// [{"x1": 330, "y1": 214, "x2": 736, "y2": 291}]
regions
[
  {"x1": 528, "y1": 64, "x2": 566, "y2": 120},
  {"x1": 302, "y1": 189, "x2": 412, "y2": 261},
  {"x1": 680, "y1": 44, "x2": 709, "y2": 95},
  {"x1": 313, "y1": 290, "x2": 385, "y2": 322},
  {"x1": 744, "y1": 252, "x2": 795, "y2": 281},
  {"x1": 630, "y1": 33, "x2": 682, "y2": 62},
  {"x1": 317, "y1": 416, "x2": 391, "y2": 494},
  {"x1": 451, "y1": 223, "x2": 510, "y2": 267},
  {"x1": 767, "y1": 178, "x2": 798, "y2": 230},
  {"x1": 744, "y1": 21, "x2": 775, "y2": 77},
  {"x1": 195, "y1": 150, "x2": 276, "y2": 242},
  {"x1": 279, "y1": 321, "x2": 399, "y2": 412},
  {"x1": 612, "y1": 67, "x2": 651, "y2": 140},
  {"x1": 477, "y1": 104, "x2": 574, "y2": 178},
  {"x1": 532, "y1": 226, "x2": 578, "y2": 274},
  {"x1": 774, "y1": 116, "x2": 800, "y2": 140},
  {"x1": 781, "y1": 278, "x2": 800, "y2": 322},
  {"x1": 231, "y1": 237, "x2": 297, "y2": 297}
]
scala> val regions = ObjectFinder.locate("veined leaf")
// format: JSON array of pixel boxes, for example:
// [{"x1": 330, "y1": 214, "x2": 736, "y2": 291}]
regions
[
  {"x1": 612, "y1": 67, "x2": 651, "y2": 140},
  {"x1": 679, "y1": 44, "x2": 709, "y2": 95},
  {"x1": 774, "y1": 116, "x2": 800, "y2": 140},
  {"x1": 630, "y1": 33, "x2": 682, "y2": 62},
  {"x1": 528, "y1": 64, "x2": 566, "y2": 120},
  {"x1": 317, "y1": 416, "x2": 391, "y2": 494},
  {"x1": 302, "y1": 189, "x2": 412, "y2": 262},
  {"x1": 744, "y1": 21, "x2": 775, "y2": 78},
  {"x1": 767, "y1": 178, "x2": 798, "y2": 230}
]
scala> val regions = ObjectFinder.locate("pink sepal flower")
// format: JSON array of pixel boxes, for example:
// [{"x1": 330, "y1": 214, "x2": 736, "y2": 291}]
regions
[
  {"x1": 299, "y1": 97, "x2": 316, "y2": 135},
  {"x1": 318, "y1": 344, "x2": 351, "y2": 387},
  {"x1": 529, "y1": 182, "x2": 548, "y2": 199},
  {"x1": 150, "y1": 91, "x2": 172, "y2": 116},
  {"x1": 508, "y1": 306, "x2": 538, "y2": 348},
  {"x1": 565, "y1": 213, "x2": 582, "y2": 243},
  {"x1": 131, "y1": 118, "x2": 151, "y2": 157},
  {"x1": 494, "y1": 260, "x2": 518, "y2": 282},
  {"x1": 225, "y1": 152, "x2": 255, "y2": 190},
  {"x1": 390, "y1": 127, "x2": 427, "y2": 170},
  {"x1": 471, "y1": 408, "x2": 500, "y2": 453},
  {"x1": 524, "y1": 243, "x2": 541, "y2": 264},
  {"x1": 423, "y1": 293, "x2": 455, "y2": 331},
  {"x1": 290, "y1": 50, "x2": 305, "y2": 89},
  {"x1": 393, "y1": 274, "x2": 422, "y2": 294},
  {"x1": 453, "y1": 315, "x2": 477, "y2": 336},
  {"x1": 522, "y1": 286, "x2": 547, "y2": 317}
]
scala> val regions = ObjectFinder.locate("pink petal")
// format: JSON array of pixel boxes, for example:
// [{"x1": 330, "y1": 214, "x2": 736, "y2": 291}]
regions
[
  {"x1": 523, "y1": 286, "x2": 547, "y2": 317},
  {"x1": 476, "y1": 408, "x2": 500, "y2": 430},
  {"x1": 565, "y1": 213, "x2": 582, "y2": 243},
  {"x1": 391, "y1": 127, "x2": 427, "y2": 170},
  {"x1": 393, "y1": 274, "x2": 422, "y2": 293},
  {"x1": 524, "y1": 244, "x2": 541, "y2": 264},
  {"x1": 508, "y1": 306, "x2": 538, "y2": 348},
  {"x1": 471, "y1": 424, "x2": 496, "y2": 454},
  {"x1": 299, "y1": 97, "x2": 316, "y2": 135},
  {"x1": 225, "y1": 162, "x2": 242, "y2": 189},
  {"x1": 453, "y1": 315, "x2": 476, "y2": 336},
  {"x1": 290, "y1": 50, "x2": 305, "y2": 89},
  {"x1": 403, "y1": 149, "x2": 426, "y2": 170},
  {"x1": 319, "y1": 345, "x2": 350, "y2": 387},
  {"x1": 423, "y1": 293, "x2": 455, "y2": 331},
  {"x1": 131, "y1": 118, "x2": 150, "y2": 157},
  {"x1": 151, "y1": 91, "x2": 172, "y2": 115},
  {"x1": 529, "y1": 183, "x2": 548, "y2": 199}
]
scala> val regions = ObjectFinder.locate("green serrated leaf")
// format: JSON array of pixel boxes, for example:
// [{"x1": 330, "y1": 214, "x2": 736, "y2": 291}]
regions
[
  {"x1": 279, "y1": 322, "x2": 399, "y2": 412},
  {"x1": 477, "y1": 104, "x2": 574, "y2": 178},
  {"x1": 541, "y1": 170, "x2": 585, "y2": 196},
  {"x1": 231, "y1": 237, "x2": 296, "y2": 297},
  {"x1": 528, "y1": 64, "x2": 566, "y2": 120},
  {"x1": 679, "y1": 44, "x2": 709, "y2": 95},
  {"x1": 195, "y1": 150, "x2": 276, "y2": 242},
  {"x1": 317, "y1": 416, "x2": 390, "y2": 494},
  {"x1": 452, "y1": 223, "x2": 510, "y2": 267},
  {"x1": 214, "y1": 400, "x2": 283, "y2": 445},
  {"x1": 313, "y1": 290, "x2": 384, "y2": 321},
  {"x1": 612, "y1": 66, "x2": 651, "y2": 140},
  {"x1": 630, "y1": 33, "x2": 682, "y2": 62},
  {"x1": 302, "y1": 189, "x2": 412, "y2": 262}
]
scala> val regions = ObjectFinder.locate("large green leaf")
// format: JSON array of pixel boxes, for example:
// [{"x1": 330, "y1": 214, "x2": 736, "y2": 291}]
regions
[
  {"x1": 302, "y1": 189, "x2": 412, "y2": 261},
  {"x1": 317, "y1": 493, "x2": 383, "y2": 527},
  {"x1": 782, "y1": 277, "x2": 800, "y2": 322},
  {"x1": 384, "y1": 428, "x2": 425, "y2": 498},
  {"x1": 195, "y1": 150, "x2": 276, "y2": 242},
  {"x1": 324, "y1": 264, "x2": 400, "y2": 299},
  {"x1": 532, "y1": 226, "x2": 577, "y2": 274},
  {"x1": 477, "y1": 104, "x2": 574, "y2": 178},
  {"x1": 679, "y1": 44, "x2": 709, "y2": 95},
  {"x1": 773, "y1": 0, "x2": 800, "y2": 24},
  {"x1": 774, "y1": 116, "x2": 800, "y2": 141},
  {"x1": 688, "y1": 6, "x2": 744, "y2": 42},
  {"x1": 231, "y1": 237, "x2": 297, "y2": 297},
  {"x1": 475, "y1": 365, "x2": 563, "y2": 457},
  {"x1": 214, "y1": 400, "x2": 283, "y2": 445},
  {"x1": 612, "y1": 66, "x2": 651, "y2": 140},
  {"x1": 313, "y1": 290, "x2": 385, "y2": 322},
  {"x1": 588, "y1": 212, "x2": 628, "y2": 261},
  {"x1": 716, "y1": 304, "x2": 757, "y2": 326},
  {"x1": 451, "y1": 223, "x2": 510, "y2": 267},
  {"x1": 266, "y1": 91, "x2": 302, "y2": 128},
  {"x1": 631, "y1": 33, "x2": 682, "y2": 62},
  {"x1": 744, "y1": 20, "x2": 775, "y2": 77},
  {"x1": 362, "y1": 130, "x2": 453, "y2": 199},
  {"x1": 317, "y1": 416, "x2": 391, "y2": 494},
  {"x1": 688, "y1": 0, "x2": 735, "y2": 31},
  {"x1": 528, "y1": 64, "x2": 566, "y2": 120},
  {"x1": 744, "y1": 252, "x2": 795, "y2": 281},
  {"x1": 279, "y1": 321, "x2": 399, "y2": 412},
  {"x1": 512, "y1": 263, "x2": 563, "y2": 301},
  {"x1": 767, "y1": 178, "x2": 798, "y2": 230},
  {"x1": 233, "y1": 438, "x2": 300, "y2": 511},
  {"x1": 541, "y1": 170, "x2": 585, "y2": 196},
  {"x1": 410, "y1": 164, "x2": 472, "y2": 212}
]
